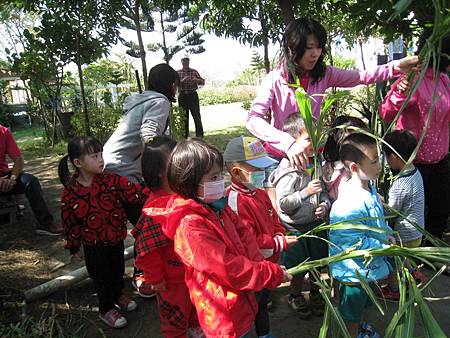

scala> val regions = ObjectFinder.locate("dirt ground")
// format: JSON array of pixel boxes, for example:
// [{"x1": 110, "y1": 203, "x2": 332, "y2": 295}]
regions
[{"x1": 1, "y1": 153, "x2": 450, "y2": 337}]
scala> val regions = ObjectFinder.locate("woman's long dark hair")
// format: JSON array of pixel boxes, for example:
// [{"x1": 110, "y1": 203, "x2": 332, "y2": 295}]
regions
[
  {"x1": 148, "y1": 64, "x2": 179, "y2": 102},
  {"x1": 280, "y1": 17, "x2": 328, "y2": 84},
  {"x1": 141, "y1": 136, "x2": 177, "y2": 190},
  {"x1": 58, "y1": 136, "x2": 103, "y2": 187}
]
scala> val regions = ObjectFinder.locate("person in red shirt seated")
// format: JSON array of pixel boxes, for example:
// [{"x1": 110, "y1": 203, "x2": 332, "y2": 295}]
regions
[{"x1": 0, "y1": 124, "x2": 61, "y2": 235}]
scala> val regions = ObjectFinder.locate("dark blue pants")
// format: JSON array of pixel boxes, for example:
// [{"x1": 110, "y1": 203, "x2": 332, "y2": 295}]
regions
[{"x1": 2, "y1": 171, "x2": 53, "y2": 226}]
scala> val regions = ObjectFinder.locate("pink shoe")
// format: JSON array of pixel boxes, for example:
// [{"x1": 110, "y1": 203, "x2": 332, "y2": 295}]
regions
[
  {"x1": 99, "y1": 308, "x2": 127, "y2": 328},
  {"x1": 115, "y1": 295, "x2": 137, "y2": 312}
]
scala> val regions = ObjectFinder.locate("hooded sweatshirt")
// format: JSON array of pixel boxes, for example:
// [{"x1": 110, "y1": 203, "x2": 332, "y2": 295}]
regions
[
  {"x1": 148, "y1": 194, "x2": 284, "y2": 338},
  {"x1": 269, "y1": 158, "x2": 330, "y2": 232},
  {"x1": 103, "y1": 91, "x2": 171, "y2": 183}
]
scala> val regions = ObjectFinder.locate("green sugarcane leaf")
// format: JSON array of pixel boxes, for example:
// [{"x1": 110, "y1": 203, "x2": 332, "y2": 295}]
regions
[
  {"x1": 321, "y1": 290, "x2": 351, "y2": 338},
  {"x1": 355, "y1": 272, "x2": 385, "y2": 315},
  {"x1": 318, "y1": 305, "x2": 331, "y2": 338},
  {"x1": 410, "y1": 275, "x2": 447, "y2": 338}
]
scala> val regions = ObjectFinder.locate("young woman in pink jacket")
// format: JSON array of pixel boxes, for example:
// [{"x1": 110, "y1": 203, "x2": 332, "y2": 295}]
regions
[
  {"x1": 247, "y1": 17, "x2": 418, "y2": 171},
  {"x1": 380, "y1": 31, "x2": 450, "y2": 241}
]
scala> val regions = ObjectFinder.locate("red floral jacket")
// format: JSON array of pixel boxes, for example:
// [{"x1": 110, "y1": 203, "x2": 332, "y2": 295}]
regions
[{"x1": 61, "y1": 172, "x2": 146, "y2": 253}]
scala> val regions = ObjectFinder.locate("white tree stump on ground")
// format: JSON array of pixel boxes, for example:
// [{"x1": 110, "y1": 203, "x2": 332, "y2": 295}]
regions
[{"x1": 24, "y1": 245, "x2": 134, "y2": 302}]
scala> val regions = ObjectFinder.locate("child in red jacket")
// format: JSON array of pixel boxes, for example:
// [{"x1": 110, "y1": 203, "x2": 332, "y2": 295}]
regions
[
  {"x1": 224, "y1": 136, "x2": 297, "y2": 338},
  {"x1": 59, "y1": 137, "x2": 147, "y2": 329},
  {"x1": 147, "y1": 138, "x2": 292, "y2": 338},
  {"x1": 132, "y1": 136, "x2": 203, "y2": 338}
]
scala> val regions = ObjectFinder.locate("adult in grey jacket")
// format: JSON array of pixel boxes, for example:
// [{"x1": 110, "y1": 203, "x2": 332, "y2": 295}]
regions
[{"x1": 103, "y1": 63, "x2": 179, "y2": 223}]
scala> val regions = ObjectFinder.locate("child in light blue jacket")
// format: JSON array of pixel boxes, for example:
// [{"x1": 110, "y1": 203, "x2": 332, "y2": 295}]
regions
[{"x1": 329, "y1": 133, "x2": 393, "y2": 338}]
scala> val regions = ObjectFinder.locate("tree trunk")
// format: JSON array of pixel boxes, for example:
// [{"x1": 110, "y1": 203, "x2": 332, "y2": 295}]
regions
[
  {"x1": 277, "y1": 0, "x2": 294, "y2": 25},
  {"x1": 76, "y1": 32, "x2": 91, "y2": 136},
  {"x1": 258, "y1": 0, "x2": 271, "y2": 74},
  {"x1": 133, "y1": 0, "x2": 148, "y2": 89},
  {"x1": 359, "y1": 38, "x2": 366, "y2": 70},
  {"x1": 159, "y1": 11, "x2": 169, "y2": 64}
]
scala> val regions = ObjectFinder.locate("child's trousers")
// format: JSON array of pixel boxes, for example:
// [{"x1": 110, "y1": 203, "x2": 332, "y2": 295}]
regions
[
  {"x1": 156, "y1": 281, "x2": 200, "y2": 338},
  {"x1": 84, "y1": 242, "x2": 125, "y2": 314}
]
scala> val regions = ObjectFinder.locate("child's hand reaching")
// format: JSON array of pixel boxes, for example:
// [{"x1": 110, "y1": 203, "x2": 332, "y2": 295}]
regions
[
  {"x1": 285, "y1": 235, "x2": 298, "y2": 248},
  {"x1": 314, "y1": 202, "x2": 328, "y2": 219},
  {"x1": 388, "y1": 236, "x2": 397, "y2": 246},
  {"x1": 307, "y1": 179, "x2": 322, "y2": 195},
  {"x1": 152, "y1": 280, "x2": 167, "y2": 292},
  {"x1": 280, "y1": 265, "x2": 293, "y2": 282},
  {"x1": 71, "y1": 251, "x2": 84, "y2": 262}
]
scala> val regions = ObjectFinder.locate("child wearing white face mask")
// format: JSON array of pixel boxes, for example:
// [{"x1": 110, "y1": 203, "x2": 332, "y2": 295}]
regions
[
  {"x1": 224, "y1": 136, "x2": 298, "y2": 338},
  {"x1": 146, "y1": 138, "x2": 292, "y2": 338}
]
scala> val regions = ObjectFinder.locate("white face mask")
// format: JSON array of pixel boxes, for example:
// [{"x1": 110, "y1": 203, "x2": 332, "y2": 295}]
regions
[{"x1": 199, "y1": 179, "x2": 225, "y2": 203}]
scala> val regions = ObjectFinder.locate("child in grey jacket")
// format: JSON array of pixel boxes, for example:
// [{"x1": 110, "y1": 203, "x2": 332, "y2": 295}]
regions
[{"x1": 269, "y1": 113, "x2": 330, "y2": 320}]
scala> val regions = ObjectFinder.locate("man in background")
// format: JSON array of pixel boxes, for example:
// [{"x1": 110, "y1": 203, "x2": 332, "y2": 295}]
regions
[{"x1": 177, "y1": 56, "x2": 205, "y2": 138}]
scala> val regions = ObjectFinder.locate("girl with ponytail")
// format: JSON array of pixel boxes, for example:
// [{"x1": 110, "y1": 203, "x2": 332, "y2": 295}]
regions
[{"x1": 58, "y1": 136, "x2": 147, "y2": 329}]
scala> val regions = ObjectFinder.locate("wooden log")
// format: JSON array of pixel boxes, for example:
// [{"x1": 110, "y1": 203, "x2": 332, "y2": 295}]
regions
[{"x1": 24, "y1": 245, "x2": 134, "y2": 302}]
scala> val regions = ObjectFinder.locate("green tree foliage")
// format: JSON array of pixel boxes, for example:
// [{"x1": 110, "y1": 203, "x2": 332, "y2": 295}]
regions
[
  {"x1": 120, "y1": 0, "x2": 155, "y2": 89},
  {"x1": 148, "y1": 6, "x2": 205, "y2": 64},
  {"x1": 200, "y1": 0, "x2": 283, "y2": 73},
  {"x1": 22, "y1": 0, "x2": 123, "y2": 136}
]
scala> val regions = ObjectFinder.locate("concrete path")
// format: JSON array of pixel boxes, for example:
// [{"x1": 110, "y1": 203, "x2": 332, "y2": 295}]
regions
[{"x1": 187, "y1": 102, "x2": 248, "y2": 133}]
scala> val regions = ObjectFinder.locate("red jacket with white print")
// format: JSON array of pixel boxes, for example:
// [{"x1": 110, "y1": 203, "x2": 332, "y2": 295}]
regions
[
  {"x1": 61, "y1": 172, "x2": 146, "y2": 253},
  {"x1": 148, "y1": 194, "x2": 284, "y2": 338},
  {"x1": 226, "y1": 181, "x2": 287, "y2": 262}
]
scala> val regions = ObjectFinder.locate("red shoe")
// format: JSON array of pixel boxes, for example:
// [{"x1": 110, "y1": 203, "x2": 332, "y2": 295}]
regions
[
  {"x1": 412, "y1": 270, "x2": 428, "y2": 285},
  {"x1": 376, "y1": 285, "x2": 400, "y2": 301},
  {"x1": 132, "y1": 275, "x2": 156, "y2": 298},
  {"x1": 99, "y1": 308, "x2": 127, "y2": 328},
  {"x1": 115, "y1": 295, "x2": 137, "y2": 312}
]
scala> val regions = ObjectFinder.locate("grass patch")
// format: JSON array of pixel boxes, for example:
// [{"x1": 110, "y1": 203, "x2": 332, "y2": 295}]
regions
[
  {"x1": 204, "y1": 125, "x2": 251, "y2": 151},
  {"x1": 11, "y1": 124, "x2": 251, "y2": 160},
  {"x1": 198, "y1": 86, "x2": 256, "y2": 106}
]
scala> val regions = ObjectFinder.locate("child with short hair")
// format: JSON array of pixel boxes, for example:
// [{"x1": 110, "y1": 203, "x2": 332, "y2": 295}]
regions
[
  {"x1": 145, "y1": 138, "x2": 291, "y2": 338},
  {"x1": 223, "y1": 136, "x2": 297, "y2": 338},
  {"x1": 268, "y1": 114, "x2": 330, "y2": 319},
  {"x1": 133, "y1": 136, "x2": 203, "y2": 337},
  {"x1": 59, "y1": 137, "x2": 147, "y2": 329},
  {"x1": 382, "y1": 130, "x2": 427, "y2": 286},
  {"x1": 329, "y1": 133, "x2": 392, "y2": 338},
  {"x1": 322, "y1": 115, "x2": 367, "y2": 201}
]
